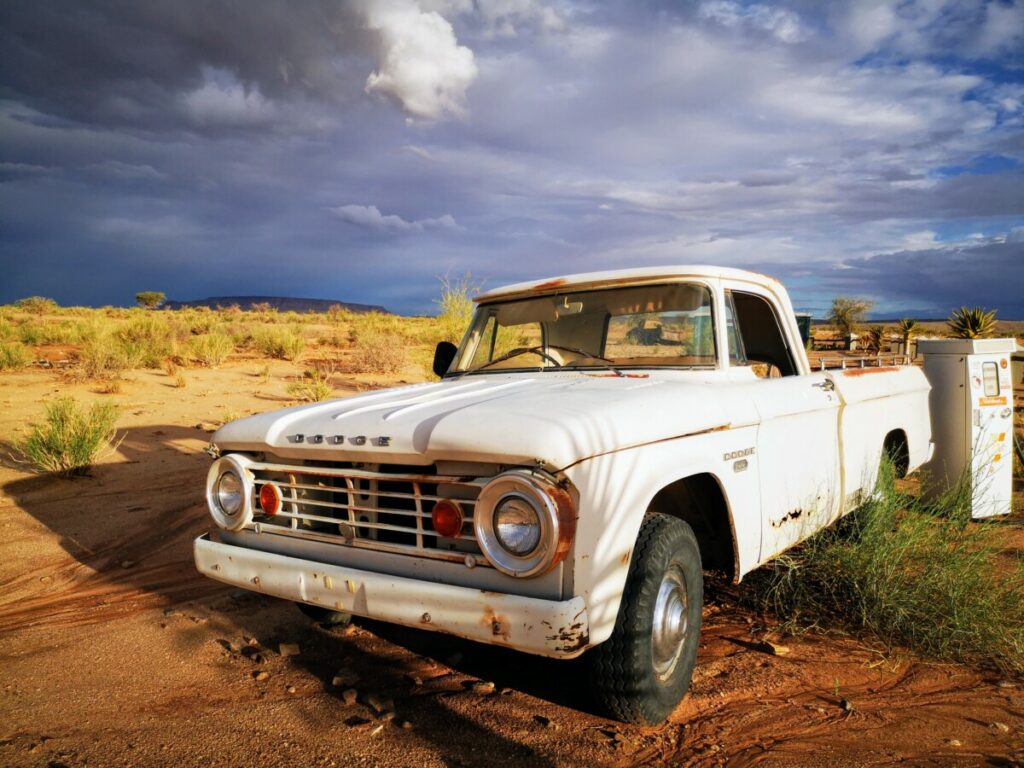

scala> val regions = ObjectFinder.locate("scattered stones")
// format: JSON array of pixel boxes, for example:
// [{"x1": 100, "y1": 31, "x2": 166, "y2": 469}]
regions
[
  {"x1": 341, "y1": 689, "x2": 358, "y2": 706},
  {"x1": 470, "y1": 680, "x2": 495, "y2": 695},
  {"x1": 377, "y1": 710, "x2": 395, "y2": 722},
  {"x1": 279, "y1": 643, "x2": 301, "y2": 657},
  {"x1": 991, "y1": 722, "x2": 1010, "y2": 733},
  {"x1": 839, "y1": 699, "x2": 854, "y2": 712},
  {"x1": 365, "y1": 693, "x2": 394, "y2": 715},
  {"x1": 253, "y1": 671, "x2": 270, "y2": 682},
  {"x1": 946, "y1": 739, "x2": 962, "y2": 747},
  {"x1": 217, "y1": 639, "x2": 240, "y2": 654}
]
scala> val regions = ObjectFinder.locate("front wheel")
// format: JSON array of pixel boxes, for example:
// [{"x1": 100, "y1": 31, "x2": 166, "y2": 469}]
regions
[{"x1": 589, "y1": 513, "x2": 703, "y2": 725}]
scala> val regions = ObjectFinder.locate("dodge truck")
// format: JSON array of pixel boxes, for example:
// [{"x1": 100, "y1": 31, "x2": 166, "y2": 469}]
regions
[{"x1": 195, "y1": 266, "x2": 932, "y2": 724}]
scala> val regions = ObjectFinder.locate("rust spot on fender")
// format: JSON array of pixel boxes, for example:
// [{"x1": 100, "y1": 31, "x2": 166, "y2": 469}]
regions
[
  {"x1": 584, "y1": 372, "x2": 650, "y2": 379},
  {"x1": 842, "y1": 366, "x2": 899, "y2": 377},
  {"x1": 620, "y1": 549, "x2": 632, "y2": 565},
  {"x1": 540, "y1": 484, "x2": 577, "y2": 575},
  {"x1": 771, "y1": 509, "x2": 803, "y2": 528}
]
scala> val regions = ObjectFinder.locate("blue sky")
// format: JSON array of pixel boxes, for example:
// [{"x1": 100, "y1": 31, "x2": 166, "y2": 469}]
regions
[{"x1": 1, "y1": 0, "x2": 1022, "y2": 317}]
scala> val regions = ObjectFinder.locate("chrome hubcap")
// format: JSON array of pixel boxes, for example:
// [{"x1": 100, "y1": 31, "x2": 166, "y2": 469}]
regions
[{"x1": 651, "y1": 563, "x2": 688, "y2": 681}]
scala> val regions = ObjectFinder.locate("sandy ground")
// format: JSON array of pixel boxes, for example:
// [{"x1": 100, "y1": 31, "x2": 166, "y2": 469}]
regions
[{"x1": 1, "y1": 358, "x2": 1022, "y2": 768}]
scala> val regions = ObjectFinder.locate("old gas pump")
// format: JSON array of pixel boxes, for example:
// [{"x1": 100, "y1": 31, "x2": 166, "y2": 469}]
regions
[{"x1": 919, "y1": 338, "x2": 1016, "y2": 518}]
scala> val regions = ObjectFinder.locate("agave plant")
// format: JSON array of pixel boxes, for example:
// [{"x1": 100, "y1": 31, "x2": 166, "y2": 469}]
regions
[
  {"x1": 864, "y1": 324, "x2": 886, "y2": 352},
  {"x1": 947, "y1": 306, "x2": 997, "y2": 339},
  {"x1": 896, "y1": 318, "x2": 919, "y2": 344}
]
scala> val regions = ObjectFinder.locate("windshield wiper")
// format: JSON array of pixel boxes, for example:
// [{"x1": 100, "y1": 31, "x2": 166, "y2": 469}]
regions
[
  {"x1": 462, "y1": 345, "x2": 563, "y2": 375},
  {"x1": 549, "y1": 345, "x2": 627, "y2": 378}
]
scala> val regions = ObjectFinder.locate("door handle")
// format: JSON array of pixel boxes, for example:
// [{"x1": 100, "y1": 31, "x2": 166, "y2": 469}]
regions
[{"x1": 812, "y1": 379, "x2": 835, "y2": 392}]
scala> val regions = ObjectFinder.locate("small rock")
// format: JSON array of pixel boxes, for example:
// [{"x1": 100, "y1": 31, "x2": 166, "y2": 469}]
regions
[
  {"x1": 946, "y1": 739, "x2": 962, "y2": 747},
  {"x1": 996, "y1": 680, "x2": 1015, "y2": 689},
  {"x1": 369, "y1": 724, "x2": 385, "y2": 737},
  {"x1": 279, "y1": 642, "x2": 301, "y2": 657},
  {"x1": 366, "y1": 693, "x2": 394, "y2": 715},
  {"x1": 377, "y1": 710, "x2": 395, "y2": 722},
  {"x1": 471, "y1": 680, "x2": 496, "y2": 695},
  {"x1": 332, "y1": 671, "x2": 359, "y2": 688},
  {"x1": 839, "y1": 698, "x2": 854, "y2": 712},
  {"x1": 245, "y1": 636, "x2": 260, "y2": 647},
  {"x1": 252, "y1": 653, "x2": 264, "y2": 664},
  {"x1": 286, "y1": 686, "x2": 297, "y2": 694},
  {"x1": 404, "y1": 673, "x2": 423, "y2": 686},
  {"x1": 120, "y1": 560, "x2": 135, "y2": 569},
  {"x1": 399, "y1": 720, "x2": 413, "y2": 731},
  {"x1": 253, "y1": 671, "x2": 270, "y2": 682},
  {"x1": 991, "y1": 722, "x2": 1010, "y2": 733},
  {"x1": 763, "y1": 641, "x2": 790, "y2": 656},
  {"x1": 341, "y1": 688, "x2": 358, "y2": 706}
]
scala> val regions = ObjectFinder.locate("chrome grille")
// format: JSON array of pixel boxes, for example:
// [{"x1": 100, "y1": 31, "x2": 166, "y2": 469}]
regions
[{"x1": 246, "y1": 461, "x2": 490, "y2": 565}]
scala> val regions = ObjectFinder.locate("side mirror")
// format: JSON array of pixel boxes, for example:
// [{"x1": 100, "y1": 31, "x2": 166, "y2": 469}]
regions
[{"x1": 433, "y1": 341, "x2": 458, "y2": 378}]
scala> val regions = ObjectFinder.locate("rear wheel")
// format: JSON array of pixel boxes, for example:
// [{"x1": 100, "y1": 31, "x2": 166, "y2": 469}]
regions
[
  {"x1": 295, "y1": 602, "x2": 352, "y2": 626},
  {"x1": 589, "y1": 513, "x2": 703, "y2": 725}
]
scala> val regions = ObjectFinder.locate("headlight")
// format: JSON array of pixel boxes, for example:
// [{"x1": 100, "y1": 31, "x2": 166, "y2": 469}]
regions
[
  {"x1": 205, "y1": 455, "x2": 254, "y2": 531},
  {"x1": 474, "y1": 471, "x2": 576, "y2": 578},
  {"x1": 216, "y1": 471, "x2": 243, "y2": 516},
  {"x1": 493, "y1": 494, "x2": 541, "y2": 555}
]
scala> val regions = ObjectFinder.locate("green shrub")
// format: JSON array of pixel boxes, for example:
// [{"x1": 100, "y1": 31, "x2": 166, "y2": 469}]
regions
[
  {"x1": 0, "y1": 341, "x2": 31, "y2": 370},
  {"x1": 252, "y1": 327, "x2": 305, "y2": 360},
  {"x1": 77, "y1": 335, "x2": 133, "y2": 381},
  {"x1": 116, "y1": 315, "x2": 179, "y2": 367},
  {"x1": 19, "y1": 397, "x2": 120, "y2": 476},
  {"x1": 351, "y1": 331, "x2": 407, "y2": 375},
  {"x1": 748, "y1": 464, "x2": 1024, "y2": 674},
  {"x1": 188, "y1": 332, "x2": 233, "y2": 367},
  {"x1": 286, "y1": 366, "x2": 334, "y2": 402},
  {"x1": 15, "y1": 296, "x2": 59, "y2": 315}
]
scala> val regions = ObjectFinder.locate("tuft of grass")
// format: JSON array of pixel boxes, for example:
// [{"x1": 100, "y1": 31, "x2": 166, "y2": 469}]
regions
[
  {"x1": 0, "y1": 341, "x2": 31, "y2": 370},
  {"x1": 748, "y1": 463, "x2": 1024, "y2": 674},
  {"x1": 286, "y1": 366, "x2": 334, "y2": 402},
  {"x1": 77, "y1": 335, "x2": 132, "y2": 382},
  {"x1": 116, "y1": 315, "x2": 179, "y2": 368},
  {"x1": 350, "y1": 331, "x2": 407, "y2": 375},
  {"x1": 252, "y1": 327, "x2": 305, "y2": 360},
  {"x1": 435, "y1": 272, "x2": 478, "y2": 345},
  {"x1": 173, "y1": 372, "x2": 187, "y2": 388},
  {"x1": 188, "y1": 332, "x2": 233, "y2": 367},
  {"x1": 19, "y1": 397, "x2": 120, "y2": 476}
]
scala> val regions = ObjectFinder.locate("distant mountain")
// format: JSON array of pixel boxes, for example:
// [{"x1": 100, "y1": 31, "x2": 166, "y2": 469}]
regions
[{"x1": 163, "y1": 296, "x2": 388, "y2": 314}]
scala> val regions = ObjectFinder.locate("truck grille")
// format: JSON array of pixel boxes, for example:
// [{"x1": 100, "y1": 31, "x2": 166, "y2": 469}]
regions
[{"x1": 246, "y1": 460, "x2": 490, "y2": 565}]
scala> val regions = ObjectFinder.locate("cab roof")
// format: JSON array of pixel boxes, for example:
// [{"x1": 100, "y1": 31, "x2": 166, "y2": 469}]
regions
[{"x1": 475, "y1": 265, "x2": 782, "y2": 303}]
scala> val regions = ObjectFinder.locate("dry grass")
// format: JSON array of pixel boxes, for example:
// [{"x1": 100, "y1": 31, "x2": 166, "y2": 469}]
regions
[{"x1": 18, "y1": 397, "x2": 120, "y2": 476}]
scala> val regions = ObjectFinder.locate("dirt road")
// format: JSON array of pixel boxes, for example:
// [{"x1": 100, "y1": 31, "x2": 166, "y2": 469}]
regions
[{"x1": 1, "y1": 364, "x2": 1022, "y2": 767}]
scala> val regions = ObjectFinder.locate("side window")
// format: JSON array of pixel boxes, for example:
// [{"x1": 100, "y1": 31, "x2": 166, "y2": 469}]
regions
[
  {"x1": 724, "y1": 291, "x2": 747, "y2": 366},
  {"x1": 731, "y1": 291, "x2": 797, "y2": 377}
]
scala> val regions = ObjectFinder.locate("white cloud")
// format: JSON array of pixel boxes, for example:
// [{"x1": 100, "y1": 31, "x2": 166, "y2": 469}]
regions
[
  {"x1": 331, "y1": 204, "x2": 458, "y2": 232},
  {"x1": 179, "y1": 68, "x2": 278, "y2": 128},
  {"x1": 699, "y1": 1, "x2": 808, "y2": 43},
  {"x1": 362, "y1": 0, "x2": 477, "y2": 120}
]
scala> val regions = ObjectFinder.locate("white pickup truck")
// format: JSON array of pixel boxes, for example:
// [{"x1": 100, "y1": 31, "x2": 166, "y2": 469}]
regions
[{"x1": 195, "y1": 266, "x2": 932, "y2": 724}]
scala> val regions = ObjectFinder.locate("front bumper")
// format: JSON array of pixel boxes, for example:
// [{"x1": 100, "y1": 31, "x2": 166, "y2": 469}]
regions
[{"x1": 194, "y1": 534, "x2": 590, "y2": 658}]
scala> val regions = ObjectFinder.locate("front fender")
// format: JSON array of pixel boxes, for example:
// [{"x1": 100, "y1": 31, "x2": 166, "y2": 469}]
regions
[{"x1": 562, "y1": 424, "x2": 759, "y2": 647}]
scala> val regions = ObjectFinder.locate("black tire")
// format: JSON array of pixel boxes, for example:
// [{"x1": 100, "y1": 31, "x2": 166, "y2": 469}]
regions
[
  {"x1": 295, "y1": 602, "x2": 352, "y2": 626},
  {"x1": 589, "y1": 512, "x2": 703, "y2": 725}
]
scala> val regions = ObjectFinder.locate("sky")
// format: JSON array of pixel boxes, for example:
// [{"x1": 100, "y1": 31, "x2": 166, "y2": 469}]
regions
[{"x1": 1, "y1": 0, "x2": 1022, "y2": 318}]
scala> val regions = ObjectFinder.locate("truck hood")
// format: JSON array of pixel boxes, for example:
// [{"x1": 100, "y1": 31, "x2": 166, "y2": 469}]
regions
[{"x1": 212, "y1": 373, "x2": 745, "y2": 469}]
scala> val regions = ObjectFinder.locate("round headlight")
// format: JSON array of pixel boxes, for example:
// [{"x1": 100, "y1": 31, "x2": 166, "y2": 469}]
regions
[
  {"x1": 205, "y1": 455, "x2": 254, "y2": 531},
  {"x1": 473, "y1": 470, "x2": 576, "y2": 578},
  {"x1": 216, "y1": 471, "x2": 243, "y2": 516},
  {"x1": 493, "y1": 494, "x2": 541, "y2": 555}
]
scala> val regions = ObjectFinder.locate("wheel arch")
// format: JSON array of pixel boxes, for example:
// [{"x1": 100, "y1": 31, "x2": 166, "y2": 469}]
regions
[{"x1": 882, "y1": 428, "x2": 910, "y2": 479}]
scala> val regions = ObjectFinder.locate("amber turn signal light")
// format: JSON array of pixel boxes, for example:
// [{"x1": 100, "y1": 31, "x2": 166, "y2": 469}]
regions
[
  {"x1": 259, "y1": 483, "x2": 282, "y2": 516},
  {"x1": 431, "y1": 499, "x2": 464, "y2": 538}
]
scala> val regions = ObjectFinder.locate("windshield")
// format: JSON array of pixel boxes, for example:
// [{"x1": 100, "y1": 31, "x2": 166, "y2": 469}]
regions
[{"x1": 452, "y1": 282, "x2": 717, "y2": 374}]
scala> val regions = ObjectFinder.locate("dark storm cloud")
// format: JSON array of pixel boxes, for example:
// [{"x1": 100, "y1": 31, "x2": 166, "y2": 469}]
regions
[{"x1": 0, "y1": 0, "x2": 1022, "y2": 315}]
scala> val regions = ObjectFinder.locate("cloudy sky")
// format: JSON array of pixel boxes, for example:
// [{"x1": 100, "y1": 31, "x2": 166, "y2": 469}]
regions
[{"x1": 1, "y1": 0, "x2": 1022, "y2": 317}]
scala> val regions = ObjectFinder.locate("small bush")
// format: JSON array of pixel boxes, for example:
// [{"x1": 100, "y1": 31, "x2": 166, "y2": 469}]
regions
[
  {"x1": 0, "y1": 341, "x2": 31, "y2": 370},
  {"x1": 286, "y1": 366, "x2": 334, "y2": 402},
  {"x1": 19, "y1": 397, "x2": 120, "y2": 476},
  {"x1": 435, "y1": 272, "x2": 478, "y2": 344},
  {"x1": 116, "y1": 316, "x2": 179, "y2": 368},
  {"x1": 16, "y1": 296, "x2": 59, "y2": 315},
  {"x1": 77, "y1": 335, "x2": 133, "y2": 381},
  {"x1": 351, "y1": 331, "x2": 407, "y2": 375},
  {"x1": 188, "y1": 332, "x2": 233, "y2": 367},
  {"x1": 748, "y1": 464, "x2": 1024, "y2": 674},
  {"x1": 252, "y1": 328, "x2": 305, "y2": 360}
]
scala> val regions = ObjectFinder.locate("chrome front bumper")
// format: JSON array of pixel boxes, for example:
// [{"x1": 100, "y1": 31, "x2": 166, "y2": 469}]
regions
[{"x1": 194, "y1": 534, "x2": 590, "y2": 658}]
